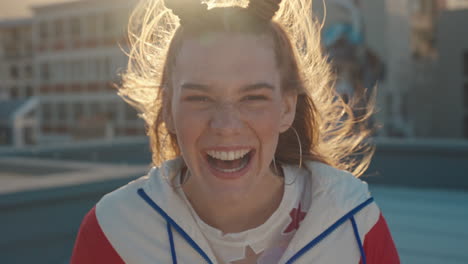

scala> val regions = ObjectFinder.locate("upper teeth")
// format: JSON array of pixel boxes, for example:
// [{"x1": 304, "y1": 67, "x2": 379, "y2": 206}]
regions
[{"x1": 206, "y1": 149, "x2": 250, "y2": 161}]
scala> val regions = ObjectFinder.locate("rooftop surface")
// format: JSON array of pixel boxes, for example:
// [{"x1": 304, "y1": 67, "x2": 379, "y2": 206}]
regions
[
  {"x1": 370, "y1": 185, "x2": 468, "y2": 264},
  {"x1": 0, "y1": 157, "x2": 148, "y2": 194}
]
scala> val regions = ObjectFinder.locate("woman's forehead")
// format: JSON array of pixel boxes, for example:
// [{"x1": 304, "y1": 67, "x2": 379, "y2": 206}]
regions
[{"x1": 173, "y1": 33, "x2": 280, "y2": 86}]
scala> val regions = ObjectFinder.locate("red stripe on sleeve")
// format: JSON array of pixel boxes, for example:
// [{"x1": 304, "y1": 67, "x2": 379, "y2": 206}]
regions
[
  {"x1": 359, "y1": 213, "x2": 400, "y2": 264},
  {"x1": 71, "y1": 206, "x2": 125, "y2": 264}
]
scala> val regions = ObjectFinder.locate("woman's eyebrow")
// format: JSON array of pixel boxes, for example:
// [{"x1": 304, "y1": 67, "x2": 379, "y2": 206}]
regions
[
  {"x1": 241, "y1": 82, "x2": 275, "y2": 92},
  {"x1": 181, "y1": 82, "x2": 210, "y2": 91},
  {"x1": 181, "y1": 82, "x2": 275, "y2": 92}
]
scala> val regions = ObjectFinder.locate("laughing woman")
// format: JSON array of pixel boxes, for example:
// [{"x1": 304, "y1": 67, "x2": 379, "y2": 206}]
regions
[{"x1": 71, "y1": 0, "x2": 399, "y2": 263}]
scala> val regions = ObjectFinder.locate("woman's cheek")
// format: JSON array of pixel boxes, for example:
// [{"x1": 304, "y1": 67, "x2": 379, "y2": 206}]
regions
[{"x1": 242, "y1": 105, "x2": 282, "y2": 129}]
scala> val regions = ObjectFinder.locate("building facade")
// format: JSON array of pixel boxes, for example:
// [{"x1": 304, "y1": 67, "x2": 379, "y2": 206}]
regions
[
  {"x1": 0, "y1": 18, "x2": 39, "y2": 147},
  {"x1": 0, "y1": 18, "x2": 34, "y2": 101},
  {"x1": 402, "y1": 1, "x2": 468, "y2": 139},
  {"x1": 432, "y1": 9, "x2": 468, "y2": 138},
  {"x1": 31, "y1": 0, "x2": 143, "y2": 144},
  {"x1": 314, "y1": 0, "x2": 468, "y2": 139}
]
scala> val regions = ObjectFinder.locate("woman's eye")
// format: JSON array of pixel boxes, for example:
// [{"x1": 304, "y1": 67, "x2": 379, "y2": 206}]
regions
[
  {"x1": 242, "y1": 95, "x2": 268, "y2": 101},
  {"x1": 186, "y1": 96, "x2": 210, "y2": 102}
]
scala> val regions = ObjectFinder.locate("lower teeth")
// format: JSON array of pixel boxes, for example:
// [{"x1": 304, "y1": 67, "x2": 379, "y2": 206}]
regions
[
  {"x1": 213, "y1": 155, "x2": 249, "y2": 173},
  {"x1": 217, "y1": 163, "x2": 246, "y2": 173}
]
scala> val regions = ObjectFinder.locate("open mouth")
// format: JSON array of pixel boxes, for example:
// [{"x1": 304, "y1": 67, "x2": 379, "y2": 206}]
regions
[{"x1": 205, "y1": 149, "x2": 254, "y2": 173}]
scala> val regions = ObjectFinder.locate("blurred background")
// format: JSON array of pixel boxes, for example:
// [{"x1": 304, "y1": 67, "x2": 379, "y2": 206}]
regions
[{"x1": 0, "y1": 0, "x2": 467, "y2": 263}]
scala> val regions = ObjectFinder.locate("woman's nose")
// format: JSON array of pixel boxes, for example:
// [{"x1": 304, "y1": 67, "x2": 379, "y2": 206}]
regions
[{"x1": 210, "y1": 104, "x2": 244, "y2": 134}]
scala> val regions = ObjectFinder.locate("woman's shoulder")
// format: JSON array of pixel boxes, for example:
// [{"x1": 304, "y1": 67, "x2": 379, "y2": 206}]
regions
[
  {"x1": 74, "y1": 160, "x2": 200, "y2": 263},
  {"x1": 98, "y1": 169, "x2": 153, "y2": 206},
  {"x1": 98, "y1": 158, "x2": 185, "y2": 208},
  {"x1": 96, "y1": 163, "x2": 179, "y2": 212},
  {"x1": 300, "y1": 160, "x2": 375, "y2": 216},
  {"x1": 302, "y1": 160, "x2": 370, "y2": 197}
]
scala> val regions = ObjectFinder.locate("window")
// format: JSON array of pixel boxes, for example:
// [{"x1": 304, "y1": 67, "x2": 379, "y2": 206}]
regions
[
  {"x1": 89, "y1": 102, "x2": 101, "y2": 115},
  {"x1": 54, "y1": 19, "x2": 64, "y2": 38},
  {"x1": 10, "y1": 87, "x2": 18, "y2": 99},
  {"x1": 24, "y1": 37, "x2": 33, "y2": 56},
  {"x1": 10, "y1": 28, "x2": 20, "y2": 43},
  {"x1": 465, "y1": 83, "x2": 468, "y2": 109},
  {"x1": 124, "y1": 104, "x2": 137, "y2": 121},
  {"x1": 114, "y1": 9, "x2": 129, "y2": 37},
  {"x1": 25, "y1": 65, "x2": 33, "y2": 78},
  {"x1": 385, "y1": 93, "x2": 393, "y2": 118},
  {"x1": 97, "y1": 57, "x2": 111, "y2": 81},
  {"x1": 39, "y1": 21, "x2": 48, "y2": 40},
  {"x1": 10, "y1": 66, "x2": 18, "y2": 79},
  {"x1": 87, "y1": 59, "x2": 98, "y2": 81},
  {"x1": 57, "y1": 103, "x2": 67, "y2": 121},
  {"x1": 103, "y1": 12, "x2": 114, "y2": 33},
  {"x1": 40, "y1": 63, "x2": 50, "y2": 81},
  {"x1": 401, "y1": 92, "x2": 409, "y2": 122},
  {"x1": 71, "y1": 61, "x2": 84, "y2": 82},
  {"x1": 464, "y1": 51, "x2": 468, "y2": 77},
  {"x1": 26, "y1": 86, "x2": 33, "y2": 97},
  {"x1": 87, "y1": 15, "x2": 98, "y2": 38},
  {"x1": 465, "y1": 116, "x2": 468, "y2": 139},
  {"x1": 420, "y1": 0, "x2": 431, "y2": 14},
  {"x1": 96, "y1": 58, "x2": 104, "y2": 81},
  {"x1": 42, "y1": 103, "x2": 52, "y2": 122},
  {"x1": 104, "y1": 57, "x2": 111, "y2": 79},
  {"x1": 70, "y1": 17, "x2": 81, "y2": 38},
  {"x1": 51, "y1": 62, "x2": 65, "y2": 84},
  {"x1": 106, "y1": 102, "x2": 118, "y2": 121},
  {"x1": 73, "y1": 102, "x2": 84, "y2": 120}
]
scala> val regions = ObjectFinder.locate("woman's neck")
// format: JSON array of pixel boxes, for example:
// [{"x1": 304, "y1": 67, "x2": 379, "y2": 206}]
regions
[{"x1": 182, "y1": 172, "x2": 284, "y2": 234}]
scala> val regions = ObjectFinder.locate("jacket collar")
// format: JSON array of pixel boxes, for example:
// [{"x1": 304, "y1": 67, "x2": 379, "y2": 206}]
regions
[{"x1": 140, "y1": 158, "x2": 371, "y2": 263}]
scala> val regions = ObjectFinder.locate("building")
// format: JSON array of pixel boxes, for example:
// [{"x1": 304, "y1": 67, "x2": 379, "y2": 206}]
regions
[
  {"x1": 0, "y1": 18, "x2": 34, "y2": 100},
  {"x1": 0, "y1": 18, "x2": 39, "y2": 146},
  {"x1": 401, "y1": 1, "x2": 468, "y2": 139},
  {"x1": 314, "y1": 0, "x2": 468, "y2": 139},
  {"x1": 376, "y1": 0, "x2": 468, "y2": 138},
  {"x1": 31, "y1": 0, "x2": 143, "y2": 144},
  {"x1": 432, "y1": 9, "x2": 468, "y2": 138}
]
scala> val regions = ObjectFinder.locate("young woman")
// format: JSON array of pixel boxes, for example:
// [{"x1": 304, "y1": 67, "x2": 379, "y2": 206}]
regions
[{"x1": 71, "y1": 0, "x2": 399, "y2": 263}]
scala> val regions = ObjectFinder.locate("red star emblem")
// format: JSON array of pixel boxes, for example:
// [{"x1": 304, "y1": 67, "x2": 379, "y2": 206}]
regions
[{"x1": 283, "y1": 203, "x2": 307, "y2": 234}]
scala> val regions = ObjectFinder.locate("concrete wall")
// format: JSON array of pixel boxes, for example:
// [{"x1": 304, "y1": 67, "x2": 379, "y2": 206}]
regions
[
  {"x1": 0, "y1": 176, "x2": 138, "y2": 264},
  {"x1": 364, "y1": 138, "x2": 468, "y2": 189}
]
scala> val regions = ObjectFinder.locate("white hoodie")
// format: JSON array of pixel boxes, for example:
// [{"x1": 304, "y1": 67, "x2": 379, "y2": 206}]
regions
[{"x1": 71, "y1": 158, "x2": 399, "y2": 264}]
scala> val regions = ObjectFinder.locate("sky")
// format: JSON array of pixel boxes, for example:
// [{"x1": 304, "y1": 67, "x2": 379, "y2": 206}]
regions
[{"x1": 0, "y1": 0, "x2": 75, "y2": 20}]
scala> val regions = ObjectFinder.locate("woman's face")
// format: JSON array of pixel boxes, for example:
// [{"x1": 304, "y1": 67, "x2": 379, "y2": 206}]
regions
[{"x1": 167, "y1": 33, "x2": 296, "y2": 200}]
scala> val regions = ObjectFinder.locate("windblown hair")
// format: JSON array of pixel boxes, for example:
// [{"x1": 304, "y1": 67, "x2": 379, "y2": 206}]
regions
[{"x1": 119, "y1": 0, "x2": 375, "y2": 177}]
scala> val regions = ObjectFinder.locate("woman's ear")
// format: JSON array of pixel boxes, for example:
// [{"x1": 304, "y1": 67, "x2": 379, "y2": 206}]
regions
[{"x1": 279, "y1": 92, "x2": 297, "y2": 133}]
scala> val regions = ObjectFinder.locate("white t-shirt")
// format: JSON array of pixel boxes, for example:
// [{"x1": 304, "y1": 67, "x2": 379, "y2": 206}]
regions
[{"x1": 177, "y1": 166, "x2": 312, "y2": 264}]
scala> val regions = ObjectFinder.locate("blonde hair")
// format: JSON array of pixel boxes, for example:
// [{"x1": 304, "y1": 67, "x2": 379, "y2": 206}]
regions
[{"x1": 119, "y1": 0, "x2": 375, "y2": 177}]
